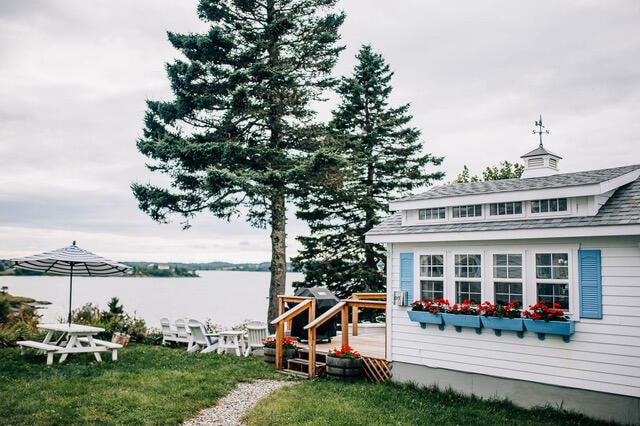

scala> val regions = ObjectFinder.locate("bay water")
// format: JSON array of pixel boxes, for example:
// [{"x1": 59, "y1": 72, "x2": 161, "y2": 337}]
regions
[{"x1": 2, "y1": 271, "x2": 302, "y2": 330}]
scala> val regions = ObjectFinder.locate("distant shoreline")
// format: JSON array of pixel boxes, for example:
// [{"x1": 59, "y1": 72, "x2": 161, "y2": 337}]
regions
[{"x1": 0, "y1": 260, "x2": 294, "y2": 277}]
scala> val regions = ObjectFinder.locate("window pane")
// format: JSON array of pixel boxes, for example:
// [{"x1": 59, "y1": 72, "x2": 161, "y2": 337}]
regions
[
  {"x1": 559, "y1": 198, "x2": 567, "y2": 211},
  {"x1": 494, "y1": 254, "x2": 507, "y2": 266},
  {"x1": 514, "y1": 202, "x2": 522, "y2": 214},
  {"x1": 494, "y1": 282, "x2": 523, "y2": 305},
  {"x1": 536, "y1": 253, "x2": 550, "y2": 266},
  {"x1": 537, "y1": 283, "x2": 569, "y2": 309},
  {"x1": 456, "y1": 281, "x2": 481, "y2": 304},
  {"x1": 490, "y1": 204, "x2": 497, "y2": 215},
  {"x1": 536, "y1": 267, "x2": 551, "y2": 279},
  {"x1": 421, "y1": 280, "x2": 444, "y2": 301},
  {"x1": 494, "y1": 267, "x2": 508, "y2": 279},
  {"x1": 531, "y1": 201, "x2": 540, "y2": 213}
]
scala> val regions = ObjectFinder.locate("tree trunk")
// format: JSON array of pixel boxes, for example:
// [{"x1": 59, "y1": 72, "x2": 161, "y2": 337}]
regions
[{"x1": 267, "y1": 190, "x2": 287, "y2": 333}]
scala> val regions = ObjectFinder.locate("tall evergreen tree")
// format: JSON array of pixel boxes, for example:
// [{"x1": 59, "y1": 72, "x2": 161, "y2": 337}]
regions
[
  {"x1": 293, "y1": 45, "x2": 444, "y2": 299},
  {"x1": 131, "y1": 0, "x2": 344, "y2": 329}
]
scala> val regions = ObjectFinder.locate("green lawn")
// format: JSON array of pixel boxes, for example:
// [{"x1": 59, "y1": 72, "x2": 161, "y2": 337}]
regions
[{"x1": 0, "y1": 344, "x2": 616, "y2": 425}]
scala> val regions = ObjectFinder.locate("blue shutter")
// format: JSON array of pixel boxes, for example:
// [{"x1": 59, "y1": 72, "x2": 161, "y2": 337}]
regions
[
  {"x1": 399, "y1": 252, "x2": 414, "y2": 303},
  {"x1": 579, "y1": 249, "x2": 602, "y2": 319}
]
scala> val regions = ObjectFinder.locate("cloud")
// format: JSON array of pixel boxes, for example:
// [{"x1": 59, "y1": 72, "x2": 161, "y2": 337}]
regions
[{"x1": 1, "y1": 0, "x2": 639, "y2": 262}]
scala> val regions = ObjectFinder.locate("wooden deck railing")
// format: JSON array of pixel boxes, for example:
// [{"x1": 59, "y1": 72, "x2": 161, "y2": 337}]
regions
[
  {"x1": 348, "y1": 293, "x2": 387, "y2": 336},
  {"x1": 270, "y1": 293, "x2": 386, "y2": 377},
  {"x1": 270, "y1": 297, "x2": 315, "y2": 370}
]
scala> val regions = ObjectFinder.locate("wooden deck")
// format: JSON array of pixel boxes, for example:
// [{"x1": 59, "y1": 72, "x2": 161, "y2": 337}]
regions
[{"x1": 300, "y1": 323, "x2": 386, "y2": 359}]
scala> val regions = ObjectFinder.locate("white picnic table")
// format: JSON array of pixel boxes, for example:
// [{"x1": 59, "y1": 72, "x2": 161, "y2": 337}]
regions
[
  {"x1": 20, "y1": 323, "x2": 121, "y2": 364},
  {"x1": 217, "y1": 330, "x2": 246, "y2": 356}
]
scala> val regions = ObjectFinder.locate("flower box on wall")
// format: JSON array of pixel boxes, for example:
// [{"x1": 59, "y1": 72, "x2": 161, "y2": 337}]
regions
[
  {"x1": 523, "y1": 319, "x2": 575, "y2": 343},
  {"x1": 407, "y1": 311, "x2": 444, "y2": 330},
  {"x1": 480, "y1": 317, "x2": 524, "y2": 338},
  {"x1": 442, "y1": 313, "x2": 482, "y2": 334}
]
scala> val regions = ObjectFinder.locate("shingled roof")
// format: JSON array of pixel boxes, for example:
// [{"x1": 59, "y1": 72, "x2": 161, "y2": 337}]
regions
[
  {"x1": 393, "y1": 164, "x2": 640, "y2": 203},
  {"x1": 369, "y1": 166, "x2": 640, "y2": 237}
]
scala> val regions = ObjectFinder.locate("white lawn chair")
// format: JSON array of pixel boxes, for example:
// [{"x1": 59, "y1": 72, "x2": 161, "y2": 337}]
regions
[
  {"x1": 244, "y1": 321, "x2": 268, "y2": 357},
  {"x1": 187, "y1": 319, "x2": 219, "y2": 353},
  {"x1": 160, "y1": 317, "x2": 180, "y2": 346},
  {"x1": 174, "y1": 318, "x2": 191, "y2": 345}
]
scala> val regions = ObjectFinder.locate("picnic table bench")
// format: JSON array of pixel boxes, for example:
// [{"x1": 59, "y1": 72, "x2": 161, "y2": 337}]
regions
[
  {"x1": 78, "y1": 337, "x2": 123, "y2": 361},
  {"x1": 17, "y1": 340, "x2": 60, "y2": 366}
]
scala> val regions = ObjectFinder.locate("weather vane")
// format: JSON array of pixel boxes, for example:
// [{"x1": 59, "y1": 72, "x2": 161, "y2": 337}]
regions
[{"x1": 532, "y1": 114, "x2": 549, "y2": 147}]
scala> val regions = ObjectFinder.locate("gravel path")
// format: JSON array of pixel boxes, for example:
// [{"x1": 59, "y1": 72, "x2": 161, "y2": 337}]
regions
[{"x1": 182, "y1": 380, "x2": 297, "y2": 426}]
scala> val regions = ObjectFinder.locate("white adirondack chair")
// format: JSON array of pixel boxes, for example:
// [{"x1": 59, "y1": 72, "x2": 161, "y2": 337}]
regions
[
  {"x1": 244, "y1": 321, "x2": 268, "y2": 357},
  {"x1": 187, "y1": 319, "x2": 219, "y2": 353},
  {"x1": 174, "y1": 318, "x2": 191, "y2": 345},
  {"x1": 160, "y1": 317, "x2": 180, "y2": 346}
]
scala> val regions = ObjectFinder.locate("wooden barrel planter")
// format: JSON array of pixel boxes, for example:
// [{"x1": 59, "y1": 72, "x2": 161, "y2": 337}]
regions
[
  {"x1": 326, "y1": 356, "x2": 362, "y2": 379},
  {"x1": 264, "y1": 347, "x2": 297, "y2": 365}
]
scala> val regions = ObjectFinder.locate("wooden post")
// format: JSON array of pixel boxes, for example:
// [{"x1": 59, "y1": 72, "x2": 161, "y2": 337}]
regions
[
  {"x1": 275, "y1": 321, "x2": 284, "y2": 370},
  {"x1": 341, "y1": 304, "x2": 349, "y2": 347},
  {"x1": 308, "y1": 299, "x2": 316, "y2": 377},
  {"x1": 352, "y1": 298, "x2": 359, "y2": 336}
]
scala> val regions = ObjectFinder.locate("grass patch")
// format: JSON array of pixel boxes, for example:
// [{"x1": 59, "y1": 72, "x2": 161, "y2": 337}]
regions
[
  {"x1": 0, "y1": 344, "x2": 284, "y2": 425},
  {"x1": 1, "y1": 345, "x2": 617, "y2": 425},
  {"x1": 244, "y1": 380, "x2": 616, "y2": 426}
]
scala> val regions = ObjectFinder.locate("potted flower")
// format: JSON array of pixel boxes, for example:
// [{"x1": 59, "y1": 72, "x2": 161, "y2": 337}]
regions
[
  {"x1": 441, "y1": 299, "x2": 483, "y2": 333},
  {"x1": 407, "y1": 299, "x2": 446, "y2": 329},
  {"x1": 522, "y1": 300, "x2": 575, "y2": 342},
  {"x1": 262, "y1": 336, "x2": 298, "y2": 364},
  {"x1": 326, "y1": 345, "x2": 362, "y2": 379},
  {"x1": 480, "y1": 301, "x2": 524, "y2": 337}
]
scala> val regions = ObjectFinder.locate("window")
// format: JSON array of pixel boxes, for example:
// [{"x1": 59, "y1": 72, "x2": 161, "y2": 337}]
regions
[
  {"x1": 455, "y1": 254, "x2": 481, "y2": 303},
  {"x1": 536, "y1": 253, "x2": 569, "y2": 309},
  {"x1": 452, "y1": 204, "x2": 482, "y2": 218},
  {"x1": 489, "y1": 202, "x2": 522, "y2": 216},
  {"x1": 531, "y1": 198, "x2": 567, "y2": 213},
  {"x1": 420, "y1": 255, "x2": 444, "y2": 301},
  {"x1": 493, "y1": 254, "x2": 523, "y2": 305},
  {"x1": 418, "y1": 208, "x2": 446, "y2": 220}
]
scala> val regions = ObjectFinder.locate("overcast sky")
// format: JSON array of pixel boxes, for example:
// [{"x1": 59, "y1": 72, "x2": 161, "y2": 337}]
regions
[{"x1": 1, "y1": 1, "x2": 639, "y2": 263}]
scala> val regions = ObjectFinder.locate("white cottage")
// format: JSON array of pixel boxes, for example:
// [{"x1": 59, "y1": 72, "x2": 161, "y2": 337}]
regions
[{"x1": 366, "y1": 145, "x2": 640, "y2": 424}]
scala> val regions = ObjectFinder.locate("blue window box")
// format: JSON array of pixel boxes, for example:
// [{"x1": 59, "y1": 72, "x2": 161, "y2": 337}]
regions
[
  {"x1": 523, "y1": 319, "x2": 575, "y2": 343},
  {"x1": 441, "y1": 313, "x2": 482, "y2": 334},
  {"x1": 480, "y1": 316, "x2": 524, "y2": 338},
  {"x1": 407, "y1": 311, "x2": 444, "y2": 329}
]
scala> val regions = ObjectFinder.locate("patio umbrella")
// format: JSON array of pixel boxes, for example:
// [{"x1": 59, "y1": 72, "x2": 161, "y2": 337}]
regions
[{"x1": 10, "y1": 241, "x2": 131, "y2": 325}]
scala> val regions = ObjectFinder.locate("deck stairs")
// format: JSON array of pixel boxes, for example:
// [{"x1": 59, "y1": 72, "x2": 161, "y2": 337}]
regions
[{"x1": 283, "y1": 348, "x2": 327, "y2": 378}]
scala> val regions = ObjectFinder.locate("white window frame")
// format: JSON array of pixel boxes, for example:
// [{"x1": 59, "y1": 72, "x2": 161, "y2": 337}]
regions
[
  {"x1": 419, "y1": 254, "x2": 445, "y2": 302},
  {"x1": 409, "y1": 244, "x2": 578, "y2": 317},
  {"x1": 453, "y1": 253, "x2": 483, "y2": 304},
  {"x1": 489, "y1": 251, "x2": 525, "y2": 306},
  {"x1": 489, "y1": 201, "x2": 524, "y2": 217},
  {"x1": 418, "y1": 207, "x2": 446, "y2": 221}
]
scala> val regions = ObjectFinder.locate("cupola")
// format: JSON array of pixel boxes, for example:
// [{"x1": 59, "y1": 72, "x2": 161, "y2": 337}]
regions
[{"x1": 520, "y1": 115, "x2": 562, "y2": 179}]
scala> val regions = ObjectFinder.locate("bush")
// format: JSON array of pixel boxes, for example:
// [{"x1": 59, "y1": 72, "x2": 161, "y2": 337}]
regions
[
  {"x1": 0, "y1": 293, "x2": 41, "y2": 346},
  {"x1": 71, "y1": 298, "x2": 147, "y2": 342}
]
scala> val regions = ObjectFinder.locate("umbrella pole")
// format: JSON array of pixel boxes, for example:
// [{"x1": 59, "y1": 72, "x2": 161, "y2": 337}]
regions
[{"x1": 68, "y1": 264, "x2": 74, "y2": 326}]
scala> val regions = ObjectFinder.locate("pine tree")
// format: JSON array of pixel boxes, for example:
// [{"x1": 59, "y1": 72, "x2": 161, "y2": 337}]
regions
[
  {"x1": 293, "y1": 45, "x2": 444, "y2": 299},
  {"x1": 131, "y1": 0, "x2": 344, "y2": 329}
]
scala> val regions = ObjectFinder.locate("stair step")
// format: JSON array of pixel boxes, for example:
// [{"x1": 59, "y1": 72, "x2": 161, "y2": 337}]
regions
[
  {"x1": 282, "y1": 369, "x2": 310, "y2": 378},
  {"x1": 288, "y1": 358, "x2": 326, "y2": 367}
]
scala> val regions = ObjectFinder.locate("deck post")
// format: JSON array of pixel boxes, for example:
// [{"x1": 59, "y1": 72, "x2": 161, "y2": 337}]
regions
[
  {"x1": 308, "y1": 300, "x2": 316, "y2": 377},
  {"x1": 341, "y1": 304, "x2": 349, "y2": 347},
  {"x1": 351, "y1": 295, "x2": 359, "y2": 336},
  {"x1": 275, "y1": 320, "x2": 284, "y2": 370}
]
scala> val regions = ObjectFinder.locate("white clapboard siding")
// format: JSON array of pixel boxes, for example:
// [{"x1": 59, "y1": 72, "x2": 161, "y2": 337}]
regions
[{"x1": 388, "y1": 238, "x2": 640, "y2": 398}]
